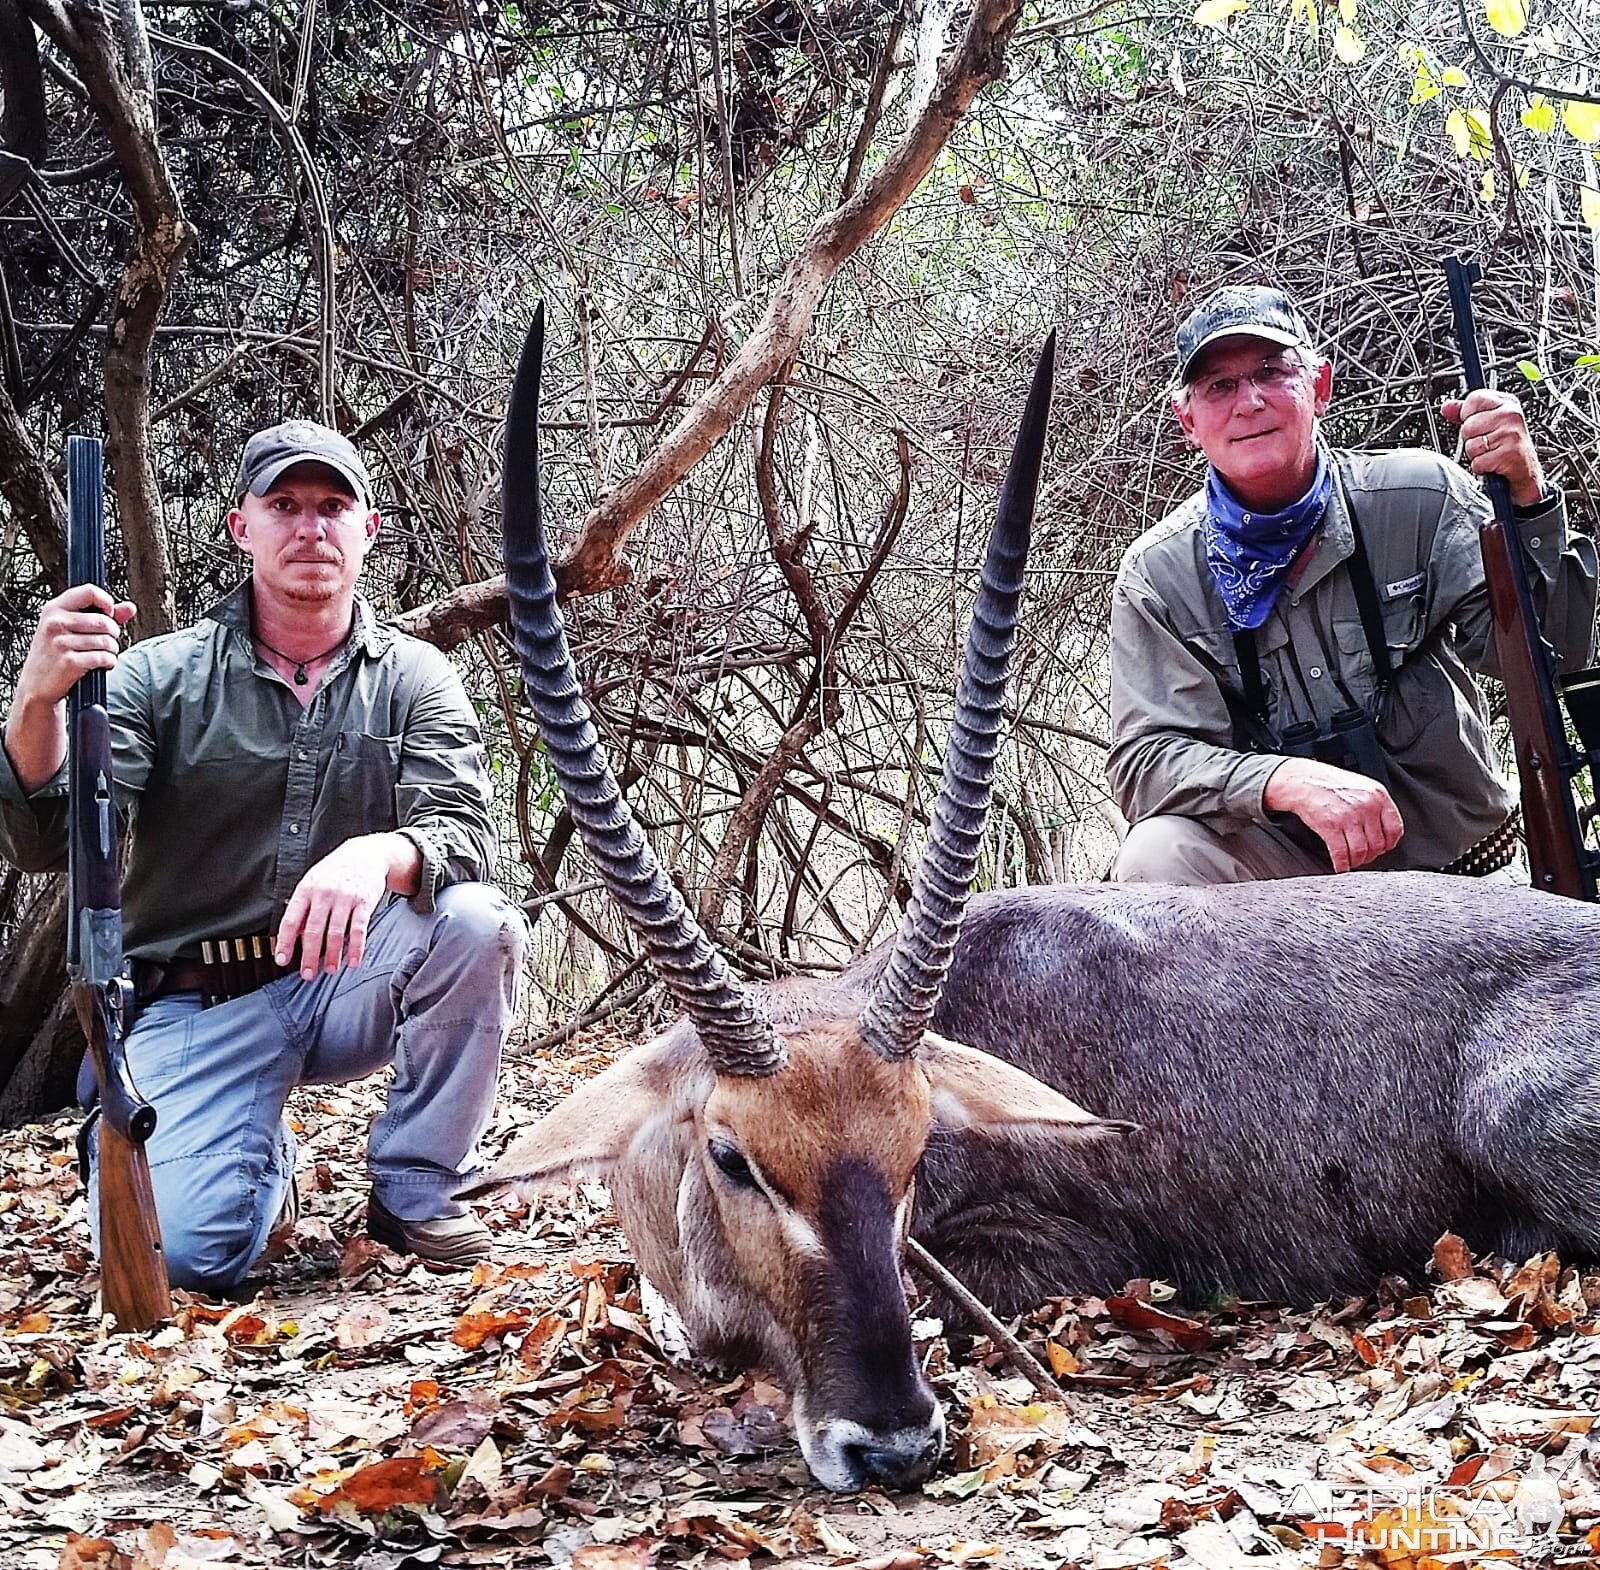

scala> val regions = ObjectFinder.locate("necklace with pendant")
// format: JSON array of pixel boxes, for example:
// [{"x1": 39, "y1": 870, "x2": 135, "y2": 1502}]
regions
[{"x1": 254, "y1": 623, "x2": 351, "y2": 686}]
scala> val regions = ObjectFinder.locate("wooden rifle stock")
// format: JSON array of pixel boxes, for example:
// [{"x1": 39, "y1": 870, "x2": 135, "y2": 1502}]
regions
[
  {"x1": 1442, "y1": 258, "x2": 1595, "y2": 900},
  {"x1": 66, "y1": 435, "x2": 170, "y2": 1328},
  {"x1": 72, "y1": 981, "x2": 168, "y2": 1331}
]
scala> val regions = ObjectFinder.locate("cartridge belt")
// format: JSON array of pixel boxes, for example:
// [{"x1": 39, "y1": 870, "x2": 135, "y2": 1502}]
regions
[
  {"x1": 1439, "y1": 809, "x2": 1520, "y2": 878},
  {"x1": 130, "y1": 934, "x2": 292, "y2": 1008}
]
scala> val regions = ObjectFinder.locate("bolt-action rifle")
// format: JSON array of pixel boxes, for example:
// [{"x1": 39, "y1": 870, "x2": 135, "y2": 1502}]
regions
[
  {"x1": 1443, "y1": 257, "x2": 1600, "y2": 900},
  {"x1": 66, "y1": 435, "x2": 169, "y2": 1329}
]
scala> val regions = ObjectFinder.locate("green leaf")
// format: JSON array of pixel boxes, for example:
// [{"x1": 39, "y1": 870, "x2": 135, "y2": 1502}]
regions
[
  {"x1": 1444, "y1": 106, "x2": 1493, "y2": 160},
  {"x1": 1440, "y1": 66, "x2": 1469, "y2": 89},
  {"x1": 1522, "y1": 96, "x2": 1556, "y2": 134},
  {"x1": 1333, "y1": 24, "x2": 1365, "y2": 61},
  {"x1": 1583, "y1": 186, "x2": 1600, "y2": 231},
  {"x1": 1564, "y1": 101, "x2": 1600, "y2": 144},
  {"x1": 922, "y1": 1468, "x2": 988, "y2": 1499},
  {"x1": 1285, "y1": 0, "x2": 1319, "y2": 35},
  {"x1": 1411, "y1": 61, "x2": 1441, "y2": 105},
  {"x1": 1483, "y1": 0, "x2": 1526, "y2": 37},
  {"x1": 1574, "y1": 354, "x2": 1600, "y2": 369},
  {"x1": 1193, "y1": 0, "x2": 1247, "y2": 27},
  {"x1": 1516, "y1": 359, "x2": 1543, "y2": 382}
]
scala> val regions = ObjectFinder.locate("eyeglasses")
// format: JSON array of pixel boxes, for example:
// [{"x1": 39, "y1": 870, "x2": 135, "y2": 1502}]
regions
[{"x1": 1189, "y1": 357, "x2": 1307, "y2": 407}]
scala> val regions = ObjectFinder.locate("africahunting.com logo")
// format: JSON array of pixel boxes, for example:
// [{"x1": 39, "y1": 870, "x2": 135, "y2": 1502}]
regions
[{"x1": 1290, "y1": 1473, "x2": 1565, "y2": 1558}]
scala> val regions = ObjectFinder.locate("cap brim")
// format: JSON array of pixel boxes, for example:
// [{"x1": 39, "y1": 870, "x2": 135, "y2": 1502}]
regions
[
  {"x1": 1179, "y1": 325, "x2": 1306, "y2": 381},
  {"x1": 247, "y1": 454, "x2": 370, "y2": 506}
]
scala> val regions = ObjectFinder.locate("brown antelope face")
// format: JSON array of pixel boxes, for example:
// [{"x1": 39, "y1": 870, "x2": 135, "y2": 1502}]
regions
[
  {"x1": 472, "y1": 1005, "x2": 1113, "y2": 1491},
  {"x1": 693, "y1": 1022, "x2": 937, "y2": 1489},
  {"x1": 490, "y1": 307, "x2": 1069, "y2": 1491}
]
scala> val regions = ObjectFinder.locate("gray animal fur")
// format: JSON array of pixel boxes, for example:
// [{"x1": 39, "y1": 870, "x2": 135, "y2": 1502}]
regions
[{"x1": 885, "y1": 871, "x2": 1600, "y2": 1310}]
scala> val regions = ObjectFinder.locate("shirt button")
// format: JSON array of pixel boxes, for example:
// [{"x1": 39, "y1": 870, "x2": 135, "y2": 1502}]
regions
[
  {"x1": 297, "y1": 749, "x2": 308, "y2": 761},
  {"x1": 1309, "y1": 666, "x2": 1323, "y2": 679},
  {"x1": 1242, "y1": 513, "x2": 1253, "y2": 523},
  {"x1": 1529, "y1": 536, "x2": 1542, "y2": 550},
  {"x1": 289, "y1": 824, "x2": 301, "y2": 835}
]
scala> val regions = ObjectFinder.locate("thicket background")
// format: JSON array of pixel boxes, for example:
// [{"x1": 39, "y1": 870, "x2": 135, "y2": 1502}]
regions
[{"x1": 1, "y1": 0, "x2": 1597, "y2": 1116}]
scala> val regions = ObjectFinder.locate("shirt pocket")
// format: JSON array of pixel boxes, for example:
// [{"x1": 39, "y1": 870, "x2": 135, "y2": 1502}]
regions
[
  {"x1": 1333, "y1": 617, "x2": 1384, "y2": 710},
  {"x1": 1209, "y1": 616, "x2": 1302, "y2": 712},
  {"x1": 1337, "y1": 597, "x2": 1425, "y2": 721},
  {"x1": 1378, "y1": 593, "x2": 1424, "y2": 661},
  {"x1": 310, "y1": 732, "x2": 401, "y2": 857}
]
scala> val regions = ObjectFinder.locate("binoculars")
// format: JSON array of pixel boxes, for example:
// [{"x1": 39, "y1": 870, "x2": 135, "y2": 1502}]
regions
[{"x1": 1279, "y1": 707, "x2": 1392, "y2": 792}]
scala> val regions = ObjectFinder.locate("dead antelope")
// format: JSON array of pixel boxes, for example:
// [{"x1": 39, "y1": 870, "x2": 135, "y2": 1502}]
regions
[{"x1": 472, "y1": 309, "x2": 1600, "y2": 1493}]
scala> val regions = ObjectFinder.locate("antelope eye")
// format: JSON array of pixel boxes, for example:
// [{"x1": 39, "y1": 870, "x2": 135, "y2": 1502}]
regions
[{"x1": 708, "y1": 1139, "x2": 758, "y2": 1190}]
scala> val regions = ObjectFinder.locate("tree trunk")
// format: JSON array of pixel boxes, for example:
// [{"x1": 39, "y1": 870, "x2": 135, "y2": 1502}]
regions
[{"x1": 0, "y1": 877, "x2": 79, "y2": 1128}]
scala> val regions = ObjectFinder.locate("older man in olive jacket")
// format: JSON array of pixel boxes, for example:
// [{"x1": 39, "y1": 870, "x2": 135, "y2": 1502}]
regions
[{"x1": 1109, "y1": 286, "x2": 1597, "y2": 883}]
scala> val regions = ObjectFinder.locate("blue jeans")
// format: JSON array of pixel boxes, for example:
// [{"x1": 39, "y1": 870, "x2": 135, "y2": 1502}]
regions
[{"x1": 87, "y1": 883, "x2": 527, "y2": 1290}]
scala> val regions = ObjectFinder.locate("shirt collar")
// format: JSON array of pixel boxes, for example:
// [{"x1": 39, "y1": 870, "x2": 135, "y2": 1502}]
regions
[
  {"x1": 205, "y1": 578, "x2": 391, "y2": 658},
  {"x1": 1282, "y1": 457, "x2": 1355, "y2": 605}
]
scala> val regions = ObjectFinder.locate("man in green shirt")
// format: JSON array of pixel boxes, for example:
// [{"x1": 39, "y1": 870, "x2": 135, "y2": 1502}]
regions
[{"x1": 0, "y1": 422, "x2": 527, "y2": 1288}]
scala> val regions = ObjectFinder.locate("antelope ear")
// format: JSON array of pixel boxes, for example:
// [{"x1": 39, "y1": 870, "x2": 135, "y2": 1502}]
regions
[
  {"x1": 919, "y1": 1030, "x2": 1134, "y2": 1142},
  {"x1": 457, "y1": 1023, "x2": 712, "y2": 1199}
]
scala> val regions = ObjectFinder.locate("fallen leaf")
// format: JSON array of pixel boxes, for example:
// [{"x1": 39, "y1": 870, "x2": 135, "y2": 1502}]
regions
[
  {"x1": 315, "y1": 1454, "x2": 443, "y2": 1515},
  {"x1": 1106, "y1": 1295, "x2": 1215, "y2": 1351},
  {"x1": 451, "y1": 1306, "x2": 533, "y2": 1350},
  {"x1": 57, "y1": 1538, "x2": 127, "y2": 1570},
  {"x1": 334, "y1": 1301, "x2": 393, "y2": 1349},
  {"x1": 410, "y1": 1393, "x2": 503, "y2": 1449},
  {"x1": 962, "y1": 1392, "x2": 1071, "y2": 1476},
  {"x1": 1431, "y1": 1234, "x2": 1474, "y2": 1282},
  {"x1": 570, "y1": 1545, "x2": 656, "y2": 1570},
  {"x1": 1439, "y1": 1278, "x2": 1510, "y2": 1316},
  {"x1": 518, "y1": 1310, "x2": 568, "y2": 1372}
]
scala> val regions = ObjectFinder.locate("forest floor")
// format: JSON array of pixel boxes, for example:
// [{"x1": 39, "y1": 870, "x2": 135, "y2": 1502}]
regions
[{"x1": 2, "y1": 1026, "x2": 1599, "y2": 1570}]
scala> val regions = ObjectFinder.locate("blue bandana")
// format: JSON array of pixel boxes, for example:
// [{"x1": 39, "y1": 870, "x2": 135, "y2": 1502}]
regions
[{"x1": 1202, "y1": 449, "x2": 1333, "y2": 631}]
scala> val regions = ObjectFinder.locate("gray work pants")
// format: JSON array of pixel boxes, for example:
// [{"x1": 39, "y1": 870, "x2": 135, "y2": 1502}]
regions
[
  {"x1": 88, "y1": 883, "x2": 527, "y2": 1290},
  {"x1": 1111, "y1": 815, "x2": 1330, "y2": 884}
]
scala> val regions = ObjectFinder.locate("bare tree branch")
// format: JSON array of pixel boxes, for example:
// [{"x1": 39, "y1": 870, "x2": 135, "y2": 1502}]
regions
[
  {"x1": 0, "y1": 375, "x2": 65, "y2": 587},
  {"x1": 0, "y1": 0, "x2": 46, "y2": 210},
  {"x1": 153, "y1": 31, "x2": 337, "y2": 422},
  {"x1": 389, "y1": 0, "x2": 1023, "y2": 649},
  {"x1": 27, "y1": 0, "x2": 194, "y2": 637}
]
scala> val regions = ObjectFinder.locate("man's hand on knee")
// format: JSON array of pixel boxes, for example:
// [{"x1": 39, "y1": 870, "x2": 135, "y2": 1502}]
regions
[
  {"x1": 277, "y1": 833, "x2": 422, "y2": 977},
  {"x1": 1264, "y1": 757, "x2": 1404, "y2": 873}
]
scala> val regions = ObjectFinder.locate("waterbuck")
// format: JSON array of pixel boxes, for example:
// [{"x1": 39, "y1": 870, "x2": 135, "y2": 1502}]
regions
[{"x1": 471, "y1": 309, "x2": 1600, "y2": 1493}]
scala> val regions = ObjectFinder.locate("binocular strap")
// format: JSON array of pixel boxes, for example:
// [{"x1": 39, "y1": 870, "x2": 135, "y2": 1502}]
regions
[{"x1": 1231, "y1": 509, "x2": 1392, "y2": 744}]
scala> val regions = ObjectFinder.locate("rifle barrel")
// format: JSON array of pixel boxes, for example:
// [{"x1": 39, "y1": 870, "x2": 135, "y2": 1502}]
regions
[
  {"x1": 63, "y1": 433, "x2": 170, "y2": 1329},
  {"x1": 1442, "y1": 257, "x2": 1594, "y2": 900}
]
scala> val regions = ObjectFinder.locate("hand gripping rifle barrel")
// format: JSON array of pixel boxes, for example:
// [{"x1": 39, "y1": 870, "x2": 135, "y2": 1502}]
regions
[
  {"x1": 1442, "y1": 257, "x2": 1596, "y2": 900},
  {"x1": 66, "y1": 435, "x2": 169, "y2": 1329}
]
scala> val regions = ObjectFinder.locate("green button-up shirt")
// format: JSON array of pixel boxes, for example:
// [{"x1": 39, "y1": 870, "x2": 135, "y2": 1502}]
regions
[{"x1": 0, "y1": 580, "x2": 497, "y2": 962}]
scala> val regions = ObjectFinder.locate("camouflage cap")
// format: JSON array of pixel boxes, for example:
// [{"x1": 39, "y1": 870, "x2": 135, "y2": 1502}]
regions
[
  {"x1": 233, "y1": 420, "x2": 372, "y2": 508},
  {"x1": 1174, "y1": 286, "x2": 1316, "y2": 383}
]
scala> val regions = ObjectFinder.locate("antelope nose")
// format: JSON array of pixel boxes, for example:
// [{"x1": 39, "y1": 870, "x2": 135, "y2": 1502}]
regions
[{"x1": 843, "y1": 1431, "x2": 941, "y2": 1491}]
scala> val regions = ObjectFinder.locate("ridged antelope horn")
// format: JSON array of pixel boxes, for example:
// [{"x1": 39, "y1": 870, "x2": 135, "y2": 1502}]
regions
[
  {"x1": 501, "y1": 306, "x2": 785, "y2": 1076},
  {"x1": 860, "y1": 332, "x2": 1056, "y2": 1061}
]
